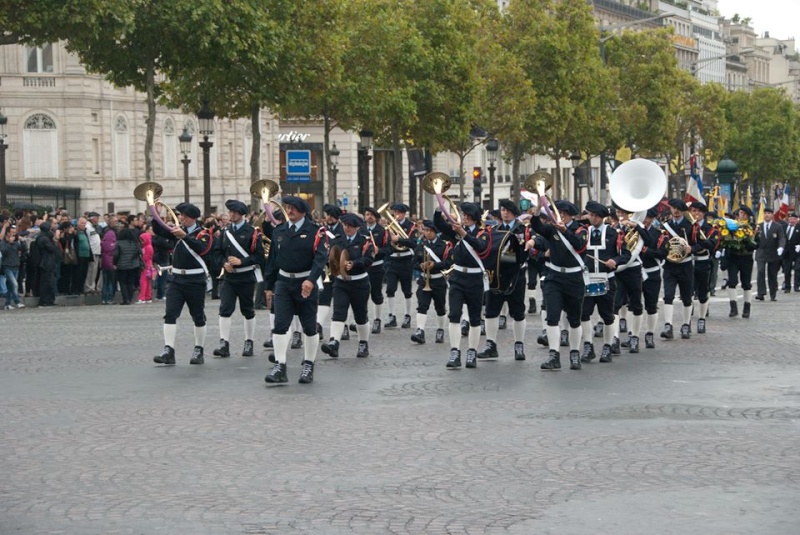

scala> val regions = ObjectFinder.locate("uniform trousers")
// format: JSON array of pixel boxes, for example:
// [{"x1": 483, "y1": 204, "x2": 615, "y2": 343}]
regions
[
  {"x1": 447, "y1": 273, "x2": 484, "y2": 326},
  {"x1": 526, "y1": 261, "x2": 542, "y2": 290},
  {"x1": 613, "y1": 268, "x2": 643, "y2": 315},
  {"x1": 663, "y1": 262, "x2": 694, "y2": 306},
  {"x1": 218, "y1": 278, "x2": 256, "y2": 319},
  {"x1": 368, "y1": 266, "x2": 385, "y2": 304},
  {"x1": 386, "y1": 257, "x2": 413, "y2": 298},
  {"x1": 416, "y1": 277, "x2": 447, "y2": 316},
  {"x1": 543, "y1": 270, "x2": 585, "y2": 328},
  {"x1": 756, "y1": 259, "x2": 780, "y2": 298},
  {"x1": 273, "y1": 278, "x2": 319, "y2": 335},
  {"x1": 319, "y1": 281, "x2": 333, "y2": 307},
  {"x1": 782, "y1": 256, "x2": 800, "y2": 290},
  {"x1": 726, "y1": 253, "x2": 753, "y2": 290},
  {"x1": 332, "y1": 278, "x2": 370, "y2": 324},
  {"x1": 164, "y1": 278, "x2": 207, "y2": 326},
  {"x1": 485, "y1": 270, "x2": 526, "y2": 320},
  {"x1": 693, "y1": 258, "x2": 712, "y2": 303},
  {"x1": 581, "y1": 277, "x2": 616, "y2": 324},
  {"x1": 642, "y1": 272, "x2": 662, "y2": 315}
]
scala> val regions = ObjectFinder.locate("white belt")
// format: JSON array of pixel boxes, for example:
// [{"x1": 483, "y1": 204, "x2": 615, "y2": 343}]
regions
[
  {"x1": 451, "y1": 265, "x2": 483, "y2": 274},
  {"x1": 428, "y1": 273, "x2": 444, "y2": 279},
  {"x1": 693, "y1": 255, "x2": 710, "y2": 262},
  {"x1": 674, "y1": 256, "x2": 693, "y2": 264},
  {"x1": 391, "y1": 250, "x2": 414, "y2": 257},
  {"x1": 279, "y1": 269, "x2": 311, "y2": 279},
  {"x1": 232, "y1": 265, "x2": 257, "y2": 273},
  {"x1": 337, "y1": 272, "x2": 368, "y2": 281},
  {"x1": 370, "y1": 260, "x2": 385, "y2": 267},
  {"x1": 643, "y1": 265, "x2": 661, "y2": 273},
  {"x1": 545, "y1": 262, "x2": 583, "y2": 274},
  {"x1": 167, "y1": 266, "x2": 206, "y2": 275}
]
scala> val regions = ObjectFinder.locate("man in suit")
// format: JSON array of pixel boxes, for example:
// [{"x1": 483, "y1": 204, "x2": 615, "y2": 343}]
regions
[
  {"x1": 781, "y1": 212, "x2": 800, "y2": 292},
  {"x1": 755, "y1": 207, "x2": 786, "y2": 301}
]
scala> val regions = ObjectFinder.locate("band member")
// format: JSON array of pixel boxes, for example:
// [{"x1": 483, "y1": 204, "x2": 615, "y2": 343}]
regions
[
  {"x1": 723, "y1": 206, "x2": 758, "y2": 318},
  {"x1": 410, "y1": 219, "x2": 451, "y2": 345},
  {"x1": 434, "y1": 202, "x2": 490, "y2": 369},
  {"x1": 611, "y1": 205, "x2": 649, "y2": 353},
  {"x1": 527, "y1": 199, "x2": 587, "y2": 371},
  {"x1": 316, "y1": 204, "x2": 346, "y2": 340},
  {"x1": 153, "y1": 203, "x2": 214, "y2": 366},
  {"x1": 688, "y1": 201, "x2": 719, "y2": 333},
  {"x1": 212, "y1": 200, "x2": 264, "y2": 359},
  {"x1": 660, "y1": 199, "x2": 698, "y2": 340},
  {"x1": 578, "y1": 202, "x2": 625, "y2": 364},
  {"x1": 782, "y1": 212, "x2": 800, "y2": 292},
  {"x1": 264, "y1": 197, "x2": 327, "y2": 384},
  {"x1": 261, "y1": 207, "x2": 286, "y2": 350},
  {"x1": 385, "y1": 203, "x2": 415, "y2": 329},
  {"x1": 638, "y1": 208, "x2": 668, "y2": 348},
  {"x1": 321, "y1": 213, "x2": 376, "y2": 358},
  {"x1": 363, "y1": 207, "x2": 389, "y2": 333},
  {"x1": 478, "y1": 200, "x2": 528, "y2": 361}
]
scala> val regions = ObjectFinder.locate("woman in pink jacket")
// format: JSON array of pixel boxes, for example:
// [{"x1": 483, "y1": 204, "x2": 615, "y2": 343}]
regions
[{"x1": 137, "y1": 229, "x2": 155, "y2": 303}]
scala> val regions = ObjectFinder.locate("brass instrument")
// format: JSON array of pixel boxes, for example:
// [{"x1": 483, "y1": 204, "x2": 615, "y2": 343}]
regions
[
  {"x1": 422, "y1": 249, "x2": 432, "y2": 292},
  {"x1": 609, "y1": 159, "x2": 668, "y2": 253},
  {"x1": 134, "y1": 182, "x2": 180, "y2": 230},
  {"x1": 327, "y1": 244, "x2": 351, "y2": 281},
  {"x1": 666, "y1": 235, "x2": 690, "y2": 263},
  {"x1": 250, "y1": 178, "x2": 290, "y2": 261},
  {"x1": 377, "y1": 202, "x2": 410, "y2": 252},
  {"x1": 250, "y1": 211, "x2": 273, "y2": 258},
  {"x1": 422, "y1": 172, "x2": 461, "y2": 225},
  {"x1": 685, "y1": 210, "x2": 708, "y2": 241},
  {"x1": 523, "y1": 171, "x2": 560, "y2": 223}
]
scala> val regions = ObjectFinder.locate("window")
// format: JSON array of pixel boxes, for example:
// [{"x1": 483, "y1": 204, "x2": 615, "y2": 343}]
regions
[
  {"x1": 92, "y1": 138, "x2": 100, "y2": 174},
  {"x1": 23, "y1": 113, "x2": 58, "y2": 179},
  {"x1": 163, "y1": 118, "x2": 177, "y2": 178},
  {"x1": 114, "y1": 115, "x2": 130, "y2": 179},
  {"x1": 26, "y1": 44, "x2": 54, "y2": 73}
]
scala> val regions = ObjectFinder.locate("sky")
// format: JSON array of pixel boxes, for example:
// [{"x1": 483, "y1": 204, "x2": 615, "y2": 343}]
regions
[{"x1": 717, "y1": 0, "x2": 800, "y2": 40}]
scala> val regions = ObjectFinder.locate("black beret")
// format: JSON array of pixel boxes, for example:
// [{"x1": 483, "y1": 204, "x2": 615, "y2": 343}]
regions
[
  {"x1": 87, "y1": 211, "x2": 100, "y2": 218},
  {"x1": 585, "y1": 201, "x2": 609, "y2": 218},
  {"x1": 272, "y1": 207, "x2": 286, "y2": 221},
  {"x1": 283, "y1": 196, "x2": 310, "y2": 214},
  {"x1": 790, "y1": 212, "x2": 798, "y2": 218},
  {"x1": 459, "y1": 202, "x2": 482, "y2": 221},
  {"x1": 340, "y1": 213, "x2": 362, "y2": 227},
  {"x1": 646, "y1": 208, "x2": 659, "y2": 219},
  {"x1": 488, "y1": 209, "x2": 501, "y2": 219},
  {"x1": 391, "y1": 203, "x2": 410, "y2": 213},
  {"x1": 738, "y1": 205, "x2": 753, "y2": 217},
  {"x1": 668, "y1": 198, "x2": 688, "y2": 211},
  {"x1": 175, "y1": 202, "x2": 201, "y2": 219},
  {"x1": 420, "y1": 219, "x2": 436, "y2": 230},
  {"x1": 554, "y1": 200, "x2": 579, "y2": 216},
  {"x1": 689, "y1": 201, "x2": 708, "y2": 212},
  {"x1": 499, "y1": 199, "x2": 521, "y2": 216},
  {"x1": 763, "y1": 206, "x2": 774, "y2": 213},
  {"x1": 707, "y1": 212, "x2": 719, "y2": 218},
  {"x1": 225, "y1": 199, "x2": 248, "y2": 215},
  {"x1": 323, "y1": 204, "x2": 342, "y2": 219},
  {"x1": 363, "y1": 206, "x2": 380, "y2": 219}
]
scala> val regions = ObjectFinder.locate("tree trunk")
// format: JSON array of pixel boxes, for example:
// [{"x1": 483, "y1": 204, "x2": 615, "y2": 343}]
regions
[
  {"x1": 324, "y1": 113, "x2": 335, "y2": 204},
  {"x1": 249, "y1": 103, "x2": 260, "y2": 181},
  {"x1": 144, "y1": 60, "x2": 156, "y2": 183},
  {"x1": 511, "y1": 143, "x2": 524, "y2": 204},
  {"x1": 458, "y1": 152, "x2": 465, "y2": 202},
  {"x1": 392, "y1": 126, "x2": 404, "y2": 202}
]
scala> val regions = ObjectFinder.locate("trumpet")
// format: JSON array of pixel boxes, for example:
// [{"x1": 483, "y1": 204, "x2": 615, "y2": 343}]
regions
[
  {"x1": 422, "y1": 249, "x2": 432, "y2": 292},
  {"x1": 134, "y1": 182, "x2": 180, "y2": 231}
]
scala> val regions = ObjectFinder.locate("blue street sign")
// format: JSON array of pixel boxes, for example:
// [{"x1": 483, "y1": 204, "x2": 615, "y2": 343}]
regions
[
  {"x1": 342, "y1": 194, "x2": 348, "y2": 207},
  {"x1": 286, "y1": 150, "x2": 311, "y2": 175},
  {"x1": 286, "y1": 175, "x2": 311, "y2": 183}
]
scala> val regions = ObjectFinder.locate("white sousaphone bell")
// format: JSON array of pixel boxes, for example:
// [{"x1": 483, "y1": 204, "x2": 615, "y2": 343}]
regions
[{"x1": 609, "y1": 158, "x2": 668, "y2": 253}]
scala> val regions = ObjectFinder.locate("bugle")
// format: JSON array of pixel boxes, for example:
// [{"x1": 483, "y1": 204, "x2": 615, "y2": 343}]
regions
[{"x1": 134, "y1": 182, "x2": 180, "y2": 231}]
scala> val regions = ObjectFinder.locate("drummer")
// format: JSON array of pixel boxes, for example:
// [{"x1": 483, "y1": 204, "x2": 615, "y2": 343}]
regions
[{"x1": 579, "y1": 201, "x2": 627, "y2": 365}]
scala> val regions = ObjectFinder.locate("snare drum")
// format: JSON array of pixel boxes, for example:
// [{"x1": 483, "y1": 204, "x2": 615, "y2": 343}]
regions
[{"x1": 585, "y1": 276, "x2": 608, "y2": 297}]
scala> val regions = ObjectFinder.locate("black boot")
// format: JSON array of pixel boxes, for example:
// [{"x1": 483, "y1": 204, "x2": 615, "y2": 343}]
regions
[
  {"x1": 645, "y1": 332, "x2": 655, "y2": 349},
  {"x1": 263, "y1": 330, "x2": 274, "y2": 348},
  {"x1": 153, "y1": 345, "x2": 176, "y2": 365},
  {"x1": 593, "y1": 322, "x2": 603, "y2": 338},
  {"x1": 321, "y1": 339, "x2": 340, "y2": 358},
  {"x1": 569, "y1": 350, "x2": 581, "y2": 370},
  {"x1": 298, "y1": 360, "x2": 314, "y2": 384},
  {"x1": 401, "y1": 314, "x2": 412, "y2": 329},
  {"x1": 356, "y1": 341, "x2": 369, "y2": 358},
  {"x1": 610, "y1": 336, "x2": 620, "y2": 355},
  {"x1": 498, "y1": 315, "x2": 507, "y2": 330},
  {"x1": 460, "y1": 319, "x2": 469, "y2": 337},
  {"x1": 349, "y1": 323, "x2": 357, "y2": 332},
  {"x1": 514, "y1": 341, "x2": 526, "y2": 361},
  {"x1": 213, "y1": 339, "x2": 230, "y2": 358},
  {"x1": 480, "y1": 319, "x2": 486, "y2": 336},
  {"x1": 729, "y1": 301, "x2": 738, "y2": 317},
  {"x1": 465, "y1": 348, "x2": 478, "y2": 368},
  {"x1": 629, "y1": 336, "x2": 640, "y2": 354},
  {"x1": 660, "y1": 323, "x2": 674, "y2": 339},
  {"x1": 680, "y1": 324, "x2": 690, "y2": 339},
  {"x1": 317, "y1": 323, "x2": 323, "y2": 340},
  {"x1": 411, "y1": 328, "x2": 426, "y2": 344},
  {"x1": 265, "y1": 362, "x2": 288, "y2": 383},
  {"x1": 599, "y1": 344, "x2": 613, "y2": 363},
  {"x1": 189, "y1": 346, "x2": 204, "y2": 365},
  {"x1": 528, "y1": 298, "x2": 537, "y2": 314},
  {"x1": 242, "y1": 339, "x2": 254, "y2": 357},
  {"x1": 446, "y1": 348, "x2": 461, "y2": 368},
  {"x1": 385, "y1": 314, "x2": 398, "y2": 328},
  {"x1": 541, "y1": 350, "x2": 561, "y2": 371},
  {"x1": 619, "y1": 317, "x2": 627, "y2": 333},
  {"x1": 742, "y1": 302, "x2": 751, "y2": 319},
  {"x1": 340, "y1": 328, "x2": 350, "y2": 341},
  {"x1": 580, "y1": 342, "x2": 596, "y2": 363},
  {"x1": 697, "y1": 318, "x2": 706, "y2": 334},
  {"x1": 477, "y1": 340, "x2": 499, "y2": 359},
  {"x1": 291, "y1": 330, "x2": 303, "y2": 348},
  {"x1": 537, "y1": 330, "x2": 548, "y2": 346},
  {"x1": 559, "y1": 329, "x2": 569, "y2": 347},
  {"x1": 435, "y1": 329, "x2": 445, "y2": 344},
  {"x1": 371, "y1": 318, "x2": 382, "y2": 334}
]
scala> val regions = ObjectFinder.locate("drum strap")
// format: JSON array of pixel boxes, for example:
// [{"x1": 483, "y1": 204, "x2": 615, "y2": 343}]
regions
[
  {"x1": 556, "y1": 229, "x2": 590, "y2": 286},
  {"x1": 585, "y1": 224, "x2": 608, "y2": 275}
]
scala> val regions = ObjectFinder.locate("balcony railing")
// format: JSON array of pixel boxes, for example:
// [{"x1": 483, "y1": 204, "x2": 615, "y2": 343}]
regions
[{"x1": 23, "y1": 77, "x2": 56, "y2": 87}]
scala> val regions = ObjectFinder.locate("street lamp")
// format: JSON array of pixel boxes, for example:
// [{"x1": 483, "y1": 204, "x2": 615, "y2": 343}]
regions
[
  {"x1": 330, "y1": 142, "x2": 340, "y2": 204},
  {"x1": 358, "y1": 129, "x2": 373, "y2": 210},
  {"x1": 179, "y1": 127, "x2": 193, "y2": 204},
  {"x1": 197, "y1": 99, "x2": 215, "y2": 217},
  {"x1": 0, "y1": 111, "x2": 7, "y2": 207},
  {"x1": 486, "y1": 138, "x2": 498, "y2": 207}
]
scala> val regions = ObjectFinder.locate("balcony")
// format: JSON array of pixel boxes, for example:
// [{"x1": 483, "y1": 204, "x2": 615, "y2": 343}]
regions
[{"x1": 23, "y1": 76, "x2": 56, "y2": 87}]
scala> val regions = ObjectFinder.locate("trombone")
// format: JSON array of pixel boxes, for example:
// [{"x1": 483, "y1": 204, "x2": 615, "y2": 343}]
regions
[
  {"x1": 377, "y1": 202, "x2": 411, "y2": 252},
  {"x1": 422, "y1": 172, "x2": 461, "y2": 225},
  {"x1": 134, "y1": 181, "x2": 180, "y2": 231}
]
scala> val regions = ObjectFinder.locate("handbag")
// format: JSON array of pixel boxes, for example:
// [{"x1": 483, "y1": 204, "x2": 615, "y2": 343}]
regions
[{"x1": 63, "y1": 245, "x2": 77, "y2": 265}]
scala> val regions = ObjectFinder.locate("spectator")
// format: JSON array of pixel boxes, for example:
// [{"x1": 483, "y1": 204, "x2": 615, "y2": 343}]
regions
[
  {"x1": 84, "y1": 212, "x2": 102, "y2": 293},
  {"x1": 1, "y1": 225, "x2": 26, "y2": 309},
  {"x1": 74, "y1": 217, "x2": 92, "y2": 294},
  {"x1": 137, "y1": 228, "x2": 155, "y2": 304},
  {"x1": 36, "y1": 221, "x2": 61, "y2": 306},
  {"x1": 100, "y1": 222, "x2": 118, "y2": 304},
  {"x1": 58, "y1": 222, "x2": 79, "y2": 295},
  {"x1": 114, "y1": 227, "x2": 141, "y2": 305}
]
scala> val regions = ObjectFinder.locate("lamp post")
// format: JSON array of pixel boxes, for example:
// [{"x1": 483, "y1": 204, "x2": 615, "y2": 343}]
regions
[
  {"x1": 570, "y1": 152, "x2": 581, "y2": 204},
  {"x1": 0, "y1": 111, "x2": 7, "y2": 207},
  {"x1": 330, "y1": 141, "x2": 340, "y2": 205},
  {"x1": 486, "y1": 138, "x2": 498, "y2": 207},
  {"x1": 179, "y1": 127, "x2": 193, "y2": 204},
  {"x1": 197, "y1": 100, "x2": 215, "y2": 216},
  {"x1": 358, "y1": 129, "x2": 373, "y2": 210}
]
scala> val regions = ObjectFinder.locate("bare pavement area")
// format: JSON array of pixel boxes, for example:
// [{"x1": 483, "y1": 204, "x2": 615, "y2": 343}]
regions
[{"x1": 1, "y1": 291, "x2": 799, "y2": 534}]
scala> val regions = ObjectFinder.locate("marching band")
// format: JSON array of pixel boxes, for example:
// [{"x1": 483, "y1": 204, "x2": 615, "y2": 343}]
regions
[{"x1": 140, "y1": 161, "x2": 773, "y2": 385}]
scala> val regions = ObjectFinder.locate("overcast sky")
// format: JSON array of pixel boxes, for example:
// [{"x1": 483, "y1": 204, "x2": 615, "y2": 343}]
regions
[{"x1": 717, "y1": 0, "x2": 799, "y2": 40}]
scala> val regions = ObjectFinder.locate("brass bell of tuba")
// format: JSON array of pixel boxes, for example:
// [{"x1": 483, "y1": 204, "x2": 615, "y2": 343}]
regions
[
  {"x1": 609, "y1": 159, "x2": 668, "y2": 252},
  {"x1": 134, "y1": 181, "x2": 180, "y2": 230}
]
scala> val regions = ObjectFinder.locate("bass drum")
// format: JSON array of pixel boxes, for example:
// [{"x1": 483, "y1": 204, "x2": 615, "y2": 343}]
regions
[{"x1": 484, "y1": 227, "x2": 524, "y2": 295}]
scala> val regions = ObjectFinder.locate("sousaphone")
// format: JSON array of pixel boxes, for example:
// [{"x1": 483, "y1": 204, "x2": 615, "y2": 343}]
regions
[{"x1": 609, "y1": 159, "x2": 669, "y2": 254}]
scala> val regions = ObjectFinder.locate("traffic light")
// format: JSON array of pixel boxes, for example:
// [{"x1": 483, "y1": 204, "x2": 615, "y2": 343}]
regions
[{"x1": 472, "y1": 166, "x2": 482, "y2": 200}]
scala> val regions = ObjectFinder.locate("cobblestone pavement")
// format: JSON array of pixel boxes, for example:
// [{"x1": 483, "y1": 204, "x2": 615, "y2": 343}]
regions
[{"x1": 1, "y1": 290, "x2": 799, "y2": 534}]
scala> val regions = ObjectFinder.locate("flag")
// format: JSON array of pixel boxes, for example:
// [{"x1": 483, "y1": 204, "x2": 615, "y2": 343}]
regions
[
  {"x1": 757, "y1": 197, "x2": 765, "y2": 225},
  {"x1": 684, "y1": 175, "x2": 705, "y2": 204},
  {"x1": 707, "y1": 187, "x2": 716, "y2": 214},
  {"x1": 732, "y1": 184, "x2": 740, "y2": 214},
  {"x1": 777, "y1": 183, "x2": 790, "y2": 220},
  {"x1": 745, "y1": 185, "x2": 753, "y2": 210},
  {"x1": 689, "y1": 152, "x2": 703, "y2": 194}
]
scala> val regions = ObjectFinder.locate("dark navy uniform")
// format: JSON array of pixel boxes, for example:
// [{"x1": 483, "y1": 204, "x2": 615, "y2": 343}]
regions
[
  {"x1": 610, "y1": 219, "x2": 649, "y2": 353},
  {"x1": 639, "y1": 217, "x2": 668, "y2": 348},
  {"x1": 690, "y1": 205, "x2": 720, "y2": 333},
  {"x1": 410, "y1": 232, "x2": 451, "y2": 345},
  {"x1": 722, "y1": 206, "x2": 758, "y2": 319},
  {"x1": 385, "y1": 204, "x2": 416, "y2": 328},
  {"x1": 661, "y1": 200, "x2": 703, "y2": 339},
  {"x1": 365, "y1": 217, "x2": 390, "y2": 332}
]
